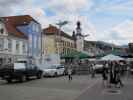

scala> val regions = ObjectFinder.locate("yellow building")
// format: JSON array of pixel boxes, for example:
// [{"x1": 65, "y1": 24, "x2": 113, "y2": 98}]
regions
[{"x1": 42, "y1": 25, "x2": 76, "y2": 61}]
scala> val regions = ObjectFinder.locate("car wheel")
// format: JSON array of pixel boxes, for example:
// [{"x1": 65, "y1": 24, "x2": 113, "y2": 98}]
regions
[
  {"x1": 26, "y1": 76, "x2": 30, "y2": 81},
  {"x1": 54, "y1": 72, "x2": 58, "y2": 77},
  {"x1": 19, "y1": 75, "x2": 26, "y2": 82},
  {"x1": 37, "y1": 72, "x2": 42, "y2": 79},
  {"x1": 6, "y1": 79, "x2": 12, "y2": 83}
]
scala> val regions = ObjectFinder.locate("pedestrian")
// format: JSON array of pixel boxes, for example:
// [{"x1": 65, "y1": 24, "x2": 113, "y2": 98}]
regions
[
  {"x1": 68, "y1": 65, "x2": 72, "y2": 81},
  {"x1": 126, "y1": 65, "x2": 130, "y2": 78},
  {"x1": 109, "y1": 61, "x2": 115, "y2": 87},
  {"x1": 115, "y1": 62, "x2": 124, "y2": 88},
  {"x1": 102, "y1": 62, "x2": 108, "y2": 87},
  {"x1": 91, "y1": 63, "x2": 95, "y2": 78}
]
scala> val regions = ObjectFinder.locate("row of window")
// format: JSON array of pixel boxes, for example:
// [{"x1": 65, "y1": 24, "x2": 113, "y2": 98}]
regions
[
  {"x1": 0, "y1": 38, "x2": 27, "y2": 54},
  {"x1": 62, "y1": 41, "x2": 75, "y2": 48},
  {"x1": 61, "y1": 48, "x2": 75, "y2": 55}
]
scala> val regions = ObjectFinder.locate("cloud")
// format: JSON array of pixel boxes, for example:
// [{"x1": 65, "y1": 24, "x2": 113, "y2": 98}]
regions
[
  {"x1": 0, "y1": 0, "x2": 29, "y2": 16},
  {"x1": 112, "y1": 20, "x2": 133, "y2": 39},
  {"x1": 0, "y1": 0, "x2": 132, "y2": 45},
  {"x1": 42, "y1": 0, "x2": 93, "y2": 14},
  {"x1": 94, "y1": 0, "x2": 133, "y2": 16},
  {"x1": 100, "y1": 19, "x2": 133, "y2": 45},
  {"x1": 17, "y1": 0, "x2": 96, "y2": 41}
]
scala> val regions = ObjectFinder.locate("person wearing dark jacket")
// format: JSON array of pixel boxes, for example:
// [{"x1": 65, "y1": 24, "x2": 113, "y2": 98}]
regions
[
  {"x1": 102, "y1": 64, "x2": 108, "y2": 87},
  {"x1": 114, "y1": 62, "x2": 124, "y2": 88}
]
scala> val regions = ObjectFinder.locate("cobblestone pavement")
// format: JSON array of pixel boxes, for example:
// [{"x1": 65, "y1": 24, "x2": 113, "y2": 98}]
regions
[
  {"x1": 0, "y1": 75, "x2": 133, "y2": 100},
  {"x1": 75, "y1": 76, "x2": 133, "y2": 100},
  {"x1": 0, "y1": 75, "x2": 100, "y2": 100}
]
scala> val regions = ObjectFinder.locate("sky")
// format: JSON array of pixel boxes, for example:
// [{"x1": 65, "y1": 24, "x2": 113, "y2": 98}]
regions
[{"x1": 0, "y1": 0, "x2": 133, "y2": 45}]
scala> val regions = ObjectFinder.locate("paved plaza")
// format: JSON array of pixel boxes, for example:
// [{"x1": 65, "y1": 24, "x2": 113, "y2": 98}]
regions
[{"x1": 0, "y1": 75, "x2": 133, "y2": 100}]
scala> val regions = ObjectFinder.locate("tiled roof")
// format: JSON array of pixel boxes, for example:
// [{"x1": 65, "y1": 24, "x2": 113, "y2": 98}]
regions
[
  {"x1": 1, "y1": 15, "x2": 36, "y2": 39},
  {"x1": 43, "y1": 25, "x2": 75, "y2": 40}
]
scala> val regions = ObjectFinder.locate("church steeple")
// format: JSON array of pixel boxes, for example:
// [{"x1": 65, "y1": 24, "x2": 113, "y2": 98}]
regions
[
  {"x1": 75, "y1": 21, "x2": 84, "y2": 52},
  {"x1": 72, "y1": 31, "x2": 76, "y2": 40},
  {"x1": 76, "y1": 21, "x2": 82, "y2": 36}
]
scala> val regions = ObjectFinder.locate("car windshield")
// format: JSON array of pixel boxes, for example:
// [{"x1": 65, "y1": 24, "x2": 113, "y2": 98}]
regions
[{"x1": 45, "y1": 66, "x2": 57, "y2": 69}]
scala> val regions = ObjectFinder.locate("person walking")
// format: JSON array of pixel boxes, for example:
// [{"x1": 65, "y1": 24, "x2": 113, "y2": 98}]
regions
[
  {"x1": 109, "y1": 61, "x2": 115, "y2": 87},
  {"x1": 126, "y1": 62, "x2": 130, "y2": 78},
  {"x1": 91, "y1": 63, "x2": 95, "y2": 78},
  {"x1": 102, "y1": 62, "x2": 108, "y2": 87},
  {"x1": 68, "y1": 64, "x2": 72, "y2": 81},
  {"x1": 115, "y1": 62, "x2": 124, "y2": 88}
]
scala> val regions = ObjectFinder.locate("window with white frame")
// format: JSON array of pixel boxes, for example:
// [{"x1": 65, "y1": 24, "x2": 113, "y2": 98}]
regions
[
  {"x1": 36, "y1": 25, "x2": 39, "y2": 32},
  {"x1": 32, "y1": 24, "x2": 36, "y2": 32},
  {"x1": 8, "y1": 39, "x2": 12, "y2": 52},
  {"x1": 33, "y1": 24, "x2": 40, "y2": 32},
  {"x1": 22, "y1": 43, "x2": 27, "y2": 54},
  {"x1": 34, "y1": 36, "x2": 37, "y2": 48},
  {"x1": 16, "y1": 41, "x2": 20, "y2": 53},
  {"x1": 0, "y1": 38, "x2": 4, "y2": 50},
  {"x1": 0, "y1": 28, "x2": 4, "y2": 34}
]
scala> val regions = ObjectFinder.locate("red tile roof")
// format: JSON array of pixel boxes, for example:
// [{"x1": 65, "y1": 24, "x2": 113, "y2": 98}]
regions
[
  {"x1": 43, "y1": 25, "x2": 75, "y2": 40},
  {"x1": 1, "y1": 15, "x2": 36, "y2": 39}
]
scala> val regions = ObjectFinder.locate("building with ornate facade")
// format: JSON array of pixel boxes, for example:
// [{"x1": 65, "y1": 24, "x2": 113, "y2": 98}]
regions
[
  {"x1": 42, "y1": 25, "x2": 76, "y2": 61},
  {"x1": 0, "y1": 18, "x2": 28, "y2": 66},
  {"x1": 0, "y1": 15, "x2": 42, "y2": 65}
]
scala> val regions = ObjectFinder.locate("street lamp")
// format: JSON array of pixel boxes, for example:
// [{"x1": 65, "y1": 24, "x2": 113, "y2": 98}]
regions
[{"x1": 56, "y1": 20, "x2": 69, "y2": 55}]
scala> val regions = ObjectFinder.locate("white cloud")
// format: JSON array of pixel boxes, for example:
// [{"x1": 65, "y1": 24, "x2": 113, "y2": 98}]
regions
[
  {"x1": 0, "y1": 0, "x2": 27, "y2": 16},
  {"x1": 1, "y1": 0, "x2": 132, "y2": 45},
  {"x1": 93, "y1": 0, "x2": 133, "y2": 15},
  {"x1": 112, "y1": 20, "x2": 133, "y2": 39},
  {"x1": 100, "y1": 20, "x2": 133, "y2": 45},
  {"x1": 42, "y1": 0, "x2": 93, "y2": 14},
  {"x1": 16, "y1": 0, "x2": 96, "y2": 41}
]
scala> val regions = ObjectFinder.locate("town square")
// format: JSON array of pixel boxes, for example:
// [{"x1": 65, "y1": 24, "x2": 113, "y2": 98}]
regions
[{"x1": 0, "y1": 0, "x2": 133, "y2": 100}]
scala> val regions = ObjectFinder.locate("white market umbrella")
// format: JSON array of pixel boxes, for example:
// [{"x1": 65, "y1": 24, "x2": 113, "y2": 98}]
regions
[{"x1": 100, "y1": 54, "x2": 125, "y2": 61}]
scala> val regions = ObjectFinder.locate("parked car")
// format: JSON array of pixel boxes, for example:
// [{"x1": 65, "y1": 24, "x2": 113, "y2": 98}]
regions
[
  {"x1": 43, "y1": 65, "x2": 65, "y2": 77},
  {"x1": 130, "y1": 68, "x2": 133, "y2": 74},
  {"x1": 0, "y1": 61, "x2": 43, "y2": 83}
]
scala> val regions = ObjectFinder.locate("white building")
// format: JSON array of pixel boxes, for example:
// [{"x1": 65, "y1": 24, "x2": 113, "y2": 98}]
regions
[{"x1": 0, "y1": 18, "x2": 28, "y2": 66}]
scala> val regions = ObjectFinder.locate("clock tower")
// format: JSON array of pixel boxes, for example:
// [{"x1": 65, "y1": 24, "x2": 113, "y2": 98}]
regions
[{"x1": 76, "y1": 21, "x2": 84, "y2": 52}]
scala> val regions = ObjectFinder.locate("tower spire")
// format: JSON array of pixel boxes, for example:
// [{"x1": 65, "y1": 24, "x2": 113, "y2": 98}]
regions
[{"x1": 76, "y1": 21, "x2": 82, "y2": 36}]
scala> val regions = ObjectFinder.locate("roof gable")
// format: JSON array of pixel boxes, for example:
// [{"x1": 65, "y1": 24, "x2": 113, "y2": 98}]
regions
[
  {"x1": 43, "y1": 25, "x2": 75, "y2": 40},
  {"x1": 1, "y1": 15, "x2": 38, "y2": 39}
]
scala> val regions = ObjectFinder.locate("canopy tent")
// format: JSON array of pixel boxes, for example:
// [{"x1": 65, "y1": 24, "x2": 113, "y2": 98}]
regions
[
  {"x1": 61, "y1": 51, "x2": 90, "y2": 59},
  {"x1": 75, "y1": 52, "x2": 89, "y2": 59},
  {"x1": 110, "y1": 50, "x2": 129, "y2": 58},
  {"x1": 100, "y1": 54, "x2": 125, "y2": 61}
]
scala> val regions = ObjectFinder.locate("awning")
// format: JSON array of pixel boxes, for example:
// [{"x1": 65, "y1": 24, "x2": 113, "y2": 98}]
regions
[
  {"x1": 100, "y1": 54, "x2": 125, "y2": 61},
  {"x1": 61, "y1": 51, "x2": 90, "y2": 59}
]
